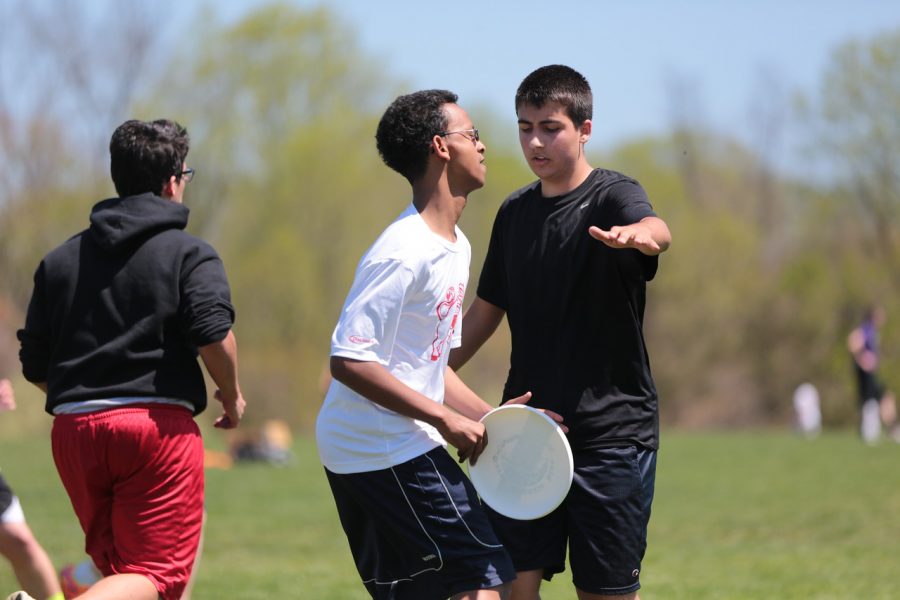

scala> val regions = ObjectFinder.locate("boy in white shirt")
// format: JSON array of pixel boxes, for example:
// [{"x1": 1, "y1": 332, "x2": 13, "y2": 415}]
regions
[{"x1": 316, "y1": 90, "x2": 551, "y2": 600}]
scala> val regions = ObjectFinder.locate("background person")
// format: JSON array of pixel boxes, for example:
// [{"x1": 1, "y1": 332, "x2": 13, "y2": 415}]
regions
[
  {"x1": 792, "y1": 382, "x2": 822, "y2": 438},
  {"x1": 17, "y1": 119, "x2": 245, "y2": 600},
  {"x1": 848, "y1": 305, "x2": 897, "y2": 443},
  {"x1": 1, "y1": 379, "x2": 64, "y2": 600}
]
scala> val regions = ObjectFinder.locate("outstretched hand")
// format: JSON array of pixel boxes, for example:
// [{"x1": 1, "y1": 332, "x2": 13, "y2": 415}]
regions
[
  {"x1": 505, "y1": 392, "x2": 568, "y2": 433},
  {"x1": 589, "y1": 224, "x2": 661, "y2": 255}
]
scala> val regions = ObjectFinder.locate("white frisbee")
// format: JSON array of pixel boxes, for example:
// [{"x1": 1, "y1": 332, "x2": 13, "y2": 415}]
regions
[{"x1": 468, "y1": 404, "x2": 573, "y2": 520}]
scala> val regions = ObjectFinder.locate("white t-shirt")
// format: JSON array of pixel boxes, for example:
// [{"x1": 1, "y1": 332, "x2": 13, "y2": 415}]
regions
[{"x1": 316, "y1": 203, "x2": 471, "y2": 474}]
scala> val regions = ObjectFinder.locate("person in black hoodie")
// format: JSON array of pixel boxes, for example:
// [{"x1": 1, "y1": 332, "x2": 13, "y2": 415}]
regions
[{"x1": 16, "y1": 119, "x2": 245, "y2": 600}]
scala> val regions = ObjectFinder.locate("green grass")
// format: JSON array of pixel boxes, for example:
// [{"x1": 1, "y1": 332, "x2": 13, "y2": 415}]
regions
[{"x1": 2, "y1": 427, "x2": 899, "y2": 599}]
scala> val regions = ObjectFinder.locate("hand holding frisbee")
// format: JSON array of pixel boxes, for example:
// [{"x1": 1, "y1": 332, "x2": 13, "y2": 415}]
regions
[{"x1": 468, "y1": 403, "x2": 574, "y2": 520}]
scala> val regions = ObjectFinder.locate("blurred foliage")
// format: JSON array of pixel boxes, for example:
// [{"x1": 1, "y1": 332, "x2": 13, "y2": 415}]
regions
[
  {"x1": 0, "y1": 4, "x2": 898, "y2": 435},
  {"x1": 142, "y1": 4, "x2": 410, "y2": 426}
]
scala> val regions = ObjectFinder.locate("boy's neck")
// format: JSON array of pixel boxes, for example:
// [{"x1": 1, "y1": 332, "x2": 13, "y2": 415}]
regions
[
  {"x1": 540, "y1": 160, "x2": 594, "y2": 198},
  {"x1": 412, "y1": 187, "x2": 464, "y2": 242}
]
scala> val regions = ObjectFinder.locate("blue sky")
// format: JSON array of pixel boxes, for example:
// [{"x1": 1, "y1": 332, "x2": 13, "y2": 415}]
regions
[
  {"x1": 7, "y1": 0, "x2": 899, "y2": 178},
  {"x1": 228, "y1": 0, "x2": 899, "y2": 155}
]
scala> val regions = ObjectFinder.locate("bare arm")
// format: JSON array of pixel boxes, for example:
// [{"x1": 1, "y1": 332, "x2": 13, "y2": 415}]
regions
[
  {"x1": 448, "y1": 297, "x2": 505, "y2": 371},
  {"x1": 443, "y1": 366, "x2": 494, "y2": 421},
  {"x1": 848, "y1": 327, "x2": 877, "y2": 371},
  {"x1": 330, "y1": 355, "x2": 488, "y2": 463},
  {"x1": 198, "y1": 330, "x2": 246, "y2": 429},
  {"x1": 444, "y1": 368, "x2": 567, "y2": 433},
  {"x1": 589, "y1": 215, "x2": 672, "y2": 255}
]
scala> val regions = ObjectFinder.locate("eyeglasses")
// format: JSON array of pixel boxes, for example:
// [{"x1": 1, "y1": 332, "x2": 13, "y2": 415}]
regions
[
  {"x1": 178, "y1": 168, "x2": 195, "y2": 183},
  {"x1": 439, "y1": 128, "x2": 480, "y2": 145}
]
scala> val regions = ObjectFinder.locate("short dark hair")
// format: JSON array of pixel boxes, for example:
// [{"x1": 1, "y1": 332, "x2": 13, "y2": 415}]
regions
[
  {"x1": 109, "y1": 119, "x2": 190, "y2": 197},
  {"x1": 515, "y1": 65, "x2": 593, "y2": 126},
  {"x1": 375, "y1": 89, "x2": 458, "y2": 183}
]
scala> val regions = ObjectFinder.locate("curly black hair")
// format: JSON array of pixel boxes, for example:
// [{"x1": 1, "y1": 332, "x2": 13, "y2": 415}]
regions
[
  {"x1": 109, "y1": 119, "x2": 190, "y2": 197},
  {"x1": 375, "y1": 90, "x2": 458, "y2": 183},
  {"x1": 515, "y1": 65, "x2": 593, "y2": 127}
]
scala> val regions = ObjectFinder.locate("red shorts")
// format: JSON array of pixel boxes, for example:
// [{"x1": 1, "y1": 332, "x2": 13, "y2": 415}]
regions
[{"x1": 52, "y1": 404, "x2": 204, "y2": 600}]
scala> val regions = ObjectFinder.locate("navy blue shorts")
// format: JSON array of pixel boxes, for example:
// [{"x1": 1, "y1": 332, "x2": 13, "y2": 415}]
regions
[
  {"x1": 485, "y1": 445, "x2": 656, "y2": 596},
  {"x1": 325, "y1": 446, "x2": 516, "y2": 600}
]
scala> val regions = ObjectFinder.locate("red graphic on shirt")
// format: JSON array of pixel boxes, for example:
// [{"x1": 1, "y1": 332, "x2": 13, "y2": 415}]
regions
[{"x1": 431, "y1": 283, "x2": 465, "y2": 361}]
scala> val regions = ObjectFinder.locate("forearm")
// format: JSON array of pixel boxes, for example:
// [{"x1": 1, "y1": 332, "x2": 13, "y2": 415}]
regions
[
  {"x1": 198, "y1": 330, "x2": 241, "y2": 401},
  {"x1": 443, "y1": 366, "x2": 493, "y2": 421},
  {"x1": 640, "y1": 216, "x2": 671, "y2": 254},
  {"x1": 331, "y1": 356, "x2": 493, "y2": 463},
  {"x1": 448, "y1": 297, "x2": 505, "y2": 370},
  {"x1": 330, "y1": 355, "x2": 449, "y2": 428}
]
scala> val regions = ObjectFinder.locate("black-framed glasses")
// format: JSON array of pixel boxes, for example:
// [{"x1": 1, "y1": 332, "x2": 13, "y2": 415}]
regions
[
  {"x1": 178, "y1": 168, "x2": 195, "y2": 183},
  {"x1": 439, "y1": 128, "x2": 479, "y2": 145}
]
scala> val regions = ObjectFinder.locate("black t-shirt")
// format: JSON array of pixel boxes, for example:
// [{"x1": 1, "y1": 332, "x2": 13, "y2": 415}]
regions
[{"x1": 477, "y1": 168, "x2": 660, "y2": 451}]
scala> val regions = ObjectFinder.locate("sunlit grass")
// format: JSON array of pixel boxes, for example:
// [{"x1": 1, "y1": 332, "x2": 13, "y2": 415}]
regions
[{"x1": 1, "y1": 429, "x2": 898, "y2": 599}]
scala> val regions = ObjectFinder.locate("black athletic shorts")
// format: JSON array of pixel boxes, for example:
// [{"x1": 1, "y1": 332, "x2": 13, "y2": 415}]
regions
[
  {"x1": 0, "y1": 472, "x2": 15, "y2": 518},
  {"x1": 855, "y1": 365, "x2": 884, "y2": 404},
  {"x1": 485, "y1": 445, "x2": 657, "y2": 596},
  {"x1": 325, "y1": 446, "x2": 515, "y2": 600}
]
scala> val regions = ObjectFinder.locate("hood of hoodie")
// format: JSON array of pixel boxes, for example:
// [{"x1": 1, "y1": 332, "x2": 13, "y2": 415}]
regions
[{"x1": 89, "y1": 192, "x2": 190, "y2": 252}]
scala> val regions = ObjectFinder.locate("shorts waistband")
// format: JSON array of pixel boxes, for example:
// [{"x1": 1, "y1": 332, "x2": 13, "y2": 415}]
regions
[{"x1": 53, "y1": 403, "x2": 193, "y2": 422}]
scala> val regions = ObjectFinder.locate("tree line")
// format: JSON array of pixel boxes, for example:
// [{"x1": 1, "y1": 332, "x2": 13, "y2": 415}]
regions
[{"x1": 1, "y1": 2, "x2": 898, "y2": 432}]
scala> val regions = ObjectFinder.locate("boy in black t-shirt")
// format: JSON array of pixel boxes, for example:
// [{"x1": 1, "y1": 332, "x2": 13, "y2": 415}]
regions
[{"x1": 449, "y1": 65, "x2": 671, "y2": 600}]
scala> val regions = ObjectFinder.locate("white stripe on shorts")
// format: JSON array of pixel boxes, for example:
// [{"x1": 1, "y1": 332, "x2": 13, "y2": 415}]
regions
[{"x1": 0, "y1": 495, "x2": 26, "y2": 524}]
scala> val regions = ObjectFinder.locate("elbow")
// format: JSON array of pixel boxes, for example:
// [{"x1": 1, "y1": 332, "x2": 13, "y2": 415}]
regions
[
  {"x1": 656, "y1": 225, "x2": 672, "y2": 253},
  {"x1": 329, "y1": 355, "x2": 353, "y2": 385}
]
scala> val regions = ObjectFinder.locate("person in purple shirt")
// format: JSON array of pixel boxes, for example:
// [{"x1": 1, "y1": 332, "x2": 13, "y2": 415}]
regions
[{"x1": 847, "y1": 305, "x2": 898, "y2": 442}]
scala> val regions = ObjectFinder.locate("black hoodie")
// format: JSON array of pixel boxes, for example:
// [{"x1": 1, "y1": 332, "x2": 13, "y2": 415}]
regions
[{"x1": 18, "y1": 193, "x2": 235, "y2": 415}]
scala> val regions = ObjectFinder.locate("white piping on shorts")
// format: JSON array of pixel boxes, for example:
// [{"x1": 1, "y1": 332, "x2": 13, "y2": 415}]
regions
[
  {"x1": 364, "y1": 466, "x2": 443, "y2": 587},
  {"x1": 423, "y1": 453, "x2": 502, "y2": 550},
  {"x1": 364, "y1": 452, "x2": 501, "y2": 588}
]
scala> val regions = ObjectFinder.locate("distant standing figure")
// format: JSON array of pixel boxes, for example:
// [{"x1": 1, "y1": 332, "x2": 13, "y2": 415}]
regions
[
  {"x1": 792, "y1": 382, "x2": 821, "y2": 438},
  {"x1": 847, "y1": 305, "x2": 896, "y2": 443}
]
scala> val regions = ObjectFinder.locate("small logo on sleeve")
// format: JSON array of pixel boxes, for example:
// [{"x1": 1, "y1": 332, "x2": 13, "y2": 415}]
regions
[{"x1": 348, "y1": 335, "x2": 374, "y2": 345}]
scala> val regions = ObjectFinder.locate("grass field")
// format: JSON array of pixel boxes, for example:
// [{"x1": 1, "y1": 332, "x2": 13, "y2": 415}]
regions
[{"x1": 1, "y1": 424, "x2": 899, "y2": 599}]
